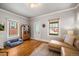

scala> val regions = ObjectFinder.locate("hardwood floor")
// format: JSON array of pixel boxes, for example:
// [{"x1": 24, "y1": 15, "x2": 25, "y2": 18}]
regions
[{"x1": 0, "y1": 39, "x2": 43, "y2": 56}]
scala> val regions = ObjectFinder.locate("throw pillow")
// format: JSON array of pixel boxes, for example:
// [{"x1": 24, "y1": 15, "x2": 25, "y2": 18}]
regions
[{"x1": 64, "y1": 35, "x2": 75, "y2": 46}]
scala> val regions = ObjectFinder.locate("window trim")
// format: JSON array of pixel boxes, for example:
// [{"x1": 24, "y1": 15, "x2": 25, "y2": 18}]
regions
[{"x1": 49, "y1": 18, "x2": 59, "y2": 35}]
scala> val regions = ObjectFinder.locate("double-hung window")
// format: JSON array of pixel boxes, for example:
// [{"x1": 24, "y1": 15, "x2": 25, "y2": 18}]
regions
[{"x1": 49, "y1": 18, "x2": 59, "y2": 35}]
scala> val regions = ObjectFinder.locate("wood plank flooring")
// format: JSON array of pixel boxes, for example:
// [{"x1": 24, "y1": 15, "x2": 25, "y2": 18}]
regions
[{"x1": 0, "y1": 39, "x2": 43, "y2": 56}]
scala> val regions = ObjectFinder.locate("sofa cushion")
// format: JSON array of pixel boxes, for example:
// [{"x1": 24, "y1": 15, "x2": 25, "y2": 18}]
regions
[
  {"x1": 61, "y1": 47, "x2": 79, "y2": 56},
  {"x1": 64, "y1": 35, "x2": 75, "y2": 46},
  {"x1": 49, "y1": 40, "x2": 76, "y2": 51},
  {"x1": 51, "y1": 37, "x2": 64, "y2": 42},
  {"x1": 49, "y1": 40, "x2": 71, "y2": 49}
]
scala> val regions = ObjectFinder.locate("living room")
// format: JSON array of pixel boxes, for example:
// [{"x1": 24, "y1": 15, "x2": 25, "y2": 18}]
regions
[{"x1": 0, "y1": 3, "x2": 79, "y2": 56}]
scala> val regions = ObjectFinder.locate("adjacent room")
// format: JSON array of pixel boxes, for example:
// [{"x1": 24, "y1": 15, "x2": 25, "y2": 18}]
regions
[{"x1": 0, "y1": 3, "x2": 79, "y2": 56}]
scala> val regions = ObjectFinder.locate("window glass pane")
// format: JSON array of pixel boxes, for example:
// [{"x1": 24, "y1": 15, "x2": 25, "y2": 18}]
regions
[
  {"x1": 55, "y1": 23, "x2": 58, "y2": 27},
  {"x1": 49, "y1": 27, "x2": 53, "y2": 33},
  {"x1": 49, "y1": 24, "x2": 53, "y2": 27},
  {"x1": 49, "y1": 21, "x2": 59, "y2": 35},
  {"x1": 49, "y1": 28, "x2": 59, "y2": 34},
  {"x1": 53, "y1": 23, "x2": 58, "y2": 27}
]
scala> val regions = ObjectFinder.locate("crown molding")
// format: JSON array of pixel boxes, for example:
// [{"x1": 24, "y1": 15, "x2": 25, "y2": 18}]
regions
[
  {"x1": 0, "y1": 4, "x2": 79, "y2": 19},
  {"x1": 0, "y1": 8, "x2": 29, "y2": 19},
  {"x1": 32, "y1": 4, "x2": 79, "y2": 18}
]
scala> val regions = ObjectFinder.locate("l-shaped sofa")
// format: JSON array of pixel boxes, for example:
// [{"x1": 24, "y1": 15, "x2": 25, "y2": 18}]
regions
[{"x1": 48, "y1": 36, "x2": 79, "y2": 56}]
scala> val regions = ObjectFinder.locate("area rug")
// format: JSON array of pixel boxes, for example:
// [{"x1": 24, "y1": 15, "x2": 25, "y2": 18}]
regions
[{"x1": 30, "y1": 43, "x2": 60, "y2": 56}]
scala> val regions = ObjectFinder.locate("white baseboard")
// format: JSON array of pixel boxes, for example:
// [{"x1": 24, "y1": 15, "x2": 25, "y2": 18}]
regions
[{"x1": 31, "y1": 38, "x2": 50, "y2": 43}]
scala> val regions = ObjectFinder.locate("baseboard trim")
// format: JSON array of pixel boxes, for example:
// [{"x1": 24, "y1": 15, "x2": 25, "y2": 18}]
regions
[{"x1": 31, "y1": 38, "x2": 50, "y2": 43}]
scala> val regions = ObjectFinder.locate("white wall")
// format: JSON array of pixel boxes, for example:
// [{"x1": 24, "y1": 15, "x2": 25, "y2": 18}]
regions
[
  {"x1": 30, "y1": 9, "x2": 75, "y2": 42},
  {"x1": 0, "y1": 9, "x2": 29, "y2": 48},
  {"x1": 75, "y1": 7, "x2": 79, "y2": 35}
]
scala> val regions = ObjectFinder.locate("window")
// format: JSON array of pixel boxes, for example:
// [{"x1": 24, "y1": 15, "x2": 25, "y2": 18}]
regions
[{"x1": 49, "y1": 18, "x2": 59, "y2": 35}]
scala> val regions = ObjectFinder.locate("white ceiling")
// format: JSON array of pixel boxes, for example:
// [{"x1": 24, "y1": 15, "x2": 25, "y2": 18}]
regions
[{"x1": 0, "y1": 3, "x2": 77, "y2": 17}]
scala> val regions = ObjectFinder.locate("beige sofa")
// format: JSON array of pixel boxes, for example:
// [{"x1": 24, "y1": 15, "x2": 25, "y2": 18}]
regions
[
  {"x1": 48, "y1": 36, "x2": 79, "y2": 56},
  {"x1": 61, "y1": 47, "x2": 79, "y2": 56}
]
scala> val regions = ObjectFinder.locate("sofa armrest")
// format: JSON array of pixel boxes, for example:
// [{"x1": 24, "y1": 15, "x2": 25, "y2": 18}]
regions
[{"x1": 61, "y1": 47, "x2": 79, "y2": 56}]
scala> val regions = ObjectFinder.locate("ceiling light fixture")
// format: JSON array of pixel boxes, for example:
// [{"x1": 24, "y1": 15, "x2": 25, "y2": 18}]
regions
[{"x1": 30, "y1": 3, "x2": 41, "y2": 8}]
